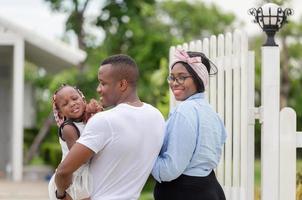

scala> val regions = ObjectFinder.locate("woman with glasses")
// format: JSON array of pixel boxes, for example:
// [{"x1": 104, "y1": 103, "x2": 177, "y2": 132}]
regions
[{"x1": 152, "y1": 49, "x2": 227, "y2": 200}]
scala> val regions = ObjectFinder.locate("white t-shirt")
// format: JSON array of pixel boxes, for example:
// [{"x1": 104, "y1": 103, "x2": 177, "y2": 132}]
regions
[{"x1": 77, "y1": 103, "x2": 165, "y2": 200}]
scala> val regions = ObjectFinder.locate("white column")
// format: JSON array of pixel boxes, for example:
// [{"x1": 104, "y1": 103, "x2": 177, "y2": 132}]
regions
[
  {"x1": 12, "y1": 38, "x2": 24, "y2": 181},
  {"x1": 261, "y1": 46, "x2": 280, "y2": 200}
]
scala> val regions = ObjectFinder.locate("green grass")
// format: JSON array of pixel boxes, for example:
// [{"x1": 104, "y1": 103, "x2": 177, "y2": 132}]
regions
[
  {"x1": 254, "y1": 159, "x2": 260, "y2": 200},
  {"x1": 30, "y1": 156, "x2": 46, "y2": 165},
  {"x1": 297, "y1": 159, "x2": 302, "y2": 173},
  {"x1": 139, "y1": 192, "x2": 153, "y2": 200},
  {"x1": 139, "y1": 177, "x2": 155, "y2": 200}
]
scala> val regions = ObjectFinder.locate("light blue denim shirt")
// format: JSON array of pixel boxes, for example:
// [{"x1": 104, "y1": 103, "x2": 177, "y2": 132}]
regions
[{"x1": 152, "y1": 93, "x2": 227, "y2": 182}]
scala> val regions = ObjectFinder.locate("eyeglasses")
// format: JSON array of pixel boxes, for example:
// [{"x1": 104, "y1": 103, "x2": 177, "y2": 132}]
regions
[{"x1": 167, "y1": 75, "x2": 192, "y2": 85}]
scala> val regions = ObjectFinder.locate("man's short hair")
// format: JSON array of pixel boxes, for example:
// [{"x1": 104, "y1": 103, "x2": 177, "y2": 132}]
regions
[{"x1": 101, "y1": 54, "x2": 139, "y2": 87}]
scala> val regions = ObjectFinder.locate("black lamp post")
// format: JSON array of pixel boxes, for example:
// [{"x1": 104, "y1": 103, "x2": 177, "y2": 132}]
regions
[{"x1": 249, "y1": 3, "x2": 293, "y2": 46}]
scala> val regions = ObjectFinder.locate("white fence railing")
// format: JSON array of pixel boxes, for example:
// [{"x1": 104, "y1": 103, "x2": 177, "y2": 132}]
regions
[{"x1": 169, "y1": 30, "x2": 255, "y2": 200}]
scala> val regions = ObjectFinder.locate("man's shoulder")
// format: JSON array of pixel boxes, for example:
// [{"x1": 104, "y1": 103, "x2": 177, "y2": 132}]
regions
[
  {"x1": 140, "y1": 102, "x2": 159, "y2": 111},
  {"x1": 142, "y1": 103, "x2": 164, "y2": 116},
  {"x1": 86, "y1": 110, "x2": 111, "y2": 125}
]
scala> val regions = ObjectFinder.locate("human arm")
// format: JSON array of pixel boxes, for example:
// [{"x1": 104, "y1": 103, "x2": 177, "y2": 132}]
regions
[
  {"x1": 55, "y1": 112, "x2": 112, "y2": 197},
  {"x1": 61, "y1": 125, "x2": 79, "y2": 150},
  {"x1": 55, "y1": 143, "x2": 94, "y2": 197},
  {"x1": 152, "y1": 111, "x2": 197, "y2": 182}
]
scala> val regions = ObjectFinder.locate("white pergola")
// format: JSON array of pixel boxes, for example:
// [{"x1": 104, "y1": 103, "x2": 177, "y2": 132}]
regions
[{"x1": 0, "y1": 15, "x2": 86, "y2": 181}]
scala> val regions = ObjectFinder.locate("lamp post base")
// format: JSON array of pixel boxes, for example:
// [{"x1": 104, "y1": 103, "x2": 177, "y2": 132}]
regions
[{"x1": 263, "y1": 30, "x2": 278, "y2": 46}]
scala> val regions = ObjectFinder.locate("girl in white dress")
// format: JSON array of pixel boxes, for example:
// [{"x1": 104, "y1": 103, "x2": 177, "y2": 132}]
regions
[{"x1": 48, "y1": 84, "x2": 102, "y2": 200}]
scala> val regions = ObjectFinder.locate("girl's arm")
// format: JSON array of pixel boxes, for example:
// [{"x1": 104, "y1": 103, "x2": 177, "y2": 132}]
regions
[
  {"x1": 61, "y1": 125, "x2": 79, "y2": 150},
  {"x1": 83, "y1": 99, "x2": 103, "y2": 123}
]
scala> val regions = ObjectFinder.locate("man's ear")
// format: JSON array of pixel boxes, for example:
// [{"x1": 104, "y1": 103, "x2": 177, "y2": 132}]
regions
[{"x1": 119, "y1": 79, "x2": 128, "y2": 92}]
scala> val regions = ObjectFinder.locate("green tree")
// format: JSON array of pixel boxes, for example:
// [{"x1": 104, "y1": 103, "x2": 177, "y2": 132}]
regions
[{"x1": 45, "y1": 0, "x2": 91, "y2": 51}]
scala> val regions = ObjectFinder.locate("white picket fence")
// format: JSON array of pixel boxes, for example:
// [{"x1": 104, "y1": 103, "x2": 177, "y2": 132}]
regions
[
  {"x1": 169, "y1": 30, "x2": 255, "y2": 200},
  {"x1": 279, "y1": 107, "x2": 299, "y2": 200}
]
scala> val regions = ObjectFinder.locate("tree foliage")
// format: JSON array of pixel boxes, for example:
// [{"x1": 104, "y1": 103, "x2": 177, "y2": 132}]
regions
[{"x1": 45, "y1": 0, "x2": 92, "y2": 50}]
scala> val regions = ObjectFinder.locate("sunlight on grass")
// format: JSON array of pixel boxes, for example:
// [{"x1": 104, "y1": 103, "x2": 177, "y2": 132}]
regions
[
  {"x1": 139, "y1": 192, "x2": 153, "y2": 200},
  {"x1": 296, "y1": 159, "x2": 302, "y2": 200},
  {"x1": 255, "y1": 159, "x2": 260, "y2": 200}
]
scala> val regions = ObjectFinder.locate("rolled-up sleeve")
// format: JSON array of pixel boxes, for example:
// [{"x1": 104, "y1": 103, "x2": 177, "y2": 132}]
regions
[{"x1": 152, "y1": 111, "x2": 197, "y2": 182}]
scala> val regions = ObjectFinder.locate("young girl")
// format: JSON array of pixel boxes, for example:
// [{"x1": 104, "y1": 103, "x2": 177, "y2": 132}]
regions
[{"x1": 48, "y1": 84, "x2": 102, "y2": 200}]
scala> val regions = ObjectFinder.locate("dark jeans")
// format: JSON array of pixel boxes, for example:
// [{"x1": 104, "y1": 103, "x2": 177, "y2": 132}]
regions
[{"x1": 154, "y1": 171, "x2": 226, "y2": 200}]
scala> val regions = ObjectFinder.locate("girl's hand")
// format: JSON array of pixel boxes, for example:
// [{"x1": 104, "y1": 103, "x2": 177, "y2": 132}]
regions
[{"x1": 83, "y1": 99, "x2": 103, "y2": 123}]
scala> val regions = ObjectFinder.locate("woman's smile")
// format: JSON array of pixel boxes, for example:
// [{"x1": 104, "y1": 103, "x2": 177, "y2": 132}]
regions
[{"x1": 172, "y1": 88, "x2": 184, "y2": 97}]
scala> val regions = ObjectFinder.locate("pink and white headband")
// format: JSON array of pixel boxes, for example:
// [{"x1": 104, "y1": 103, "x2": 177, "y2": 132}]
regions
[{"x1": 170, "y1": 49, "x2": 209, "y2": 87}]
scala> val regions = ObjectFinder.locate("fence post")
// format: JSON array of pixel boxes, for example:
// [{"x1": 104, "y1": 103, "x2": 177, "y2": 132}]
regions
[
  {"x1": 216, "y1": 33, "x2": 225, "y2": 185},
  {"x1": 279, "y1": 107, "x2": 296, "y2": 200},
  {"x1": 247, "y1": 51, "x2": 255, "y2": 200},
  {"x1": 232, "y1": 30, "x2": 241, "y2": 200},
  {"x1": 261, "y1": 46, "x2": 280, "y2": 200},
  {"x1": 224, "y1": 32, "x2": 233, "y2": 199}
]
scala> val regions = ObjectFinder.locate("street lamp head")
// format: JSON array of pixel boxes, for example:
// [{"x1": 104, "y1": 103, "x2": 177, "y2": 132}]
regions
[{"x1": 249, "y1": 3, "x2": 293, "y2": 46}]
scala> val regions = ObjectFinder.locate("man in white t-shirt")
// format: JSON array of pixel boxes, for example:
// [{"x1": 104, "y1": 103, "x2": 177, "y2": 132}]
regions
[{"x1": 55, "y1": 54, "x2": 165, "y2": 200}]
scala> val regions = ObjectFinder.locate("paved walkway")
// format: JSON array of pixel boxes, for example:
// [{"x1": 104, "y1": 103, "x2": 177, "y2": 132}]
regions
[{"x1": 0, "y1": 180, "x2": 49, "y2": 200}]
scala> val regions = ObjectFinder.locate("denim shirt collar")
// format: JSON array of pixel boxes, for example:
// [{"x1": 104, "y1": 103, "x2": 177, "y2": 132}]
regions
[
  {"x1": 186, "y1": 92, "x2": 205, "y2": 101},
  {"x1": 169, "y1": 93, "x2": 205, "y2": 116}
]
